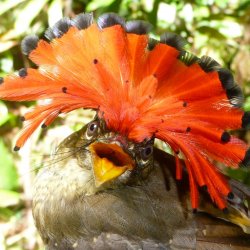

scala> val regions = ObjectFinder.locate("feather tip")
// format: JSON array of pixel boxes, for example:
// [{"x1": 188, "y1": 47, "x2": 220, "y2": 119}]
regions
[{"x1": 21, "y1": 35, "x2": 39, "y2": 56}]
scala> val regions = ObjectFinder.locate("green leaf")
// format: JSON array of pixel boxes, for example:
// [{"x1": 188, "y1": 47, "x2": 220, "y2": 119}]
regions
[
  {"x1": 0, "y1": 101, "x2": 12, "y2": 126},
  {"x1": 197, "y1": 26, "x2": 226, "y2": 40},
  {"x1": 0, "y1": 207, "x2": 14, "y2": 221},
  {"x1": 0, "y1": 40, "x2": 16, "y2": 54},
  {"x1": 0, "y1": 139, "x2": 19, "y2": 190},
  {"x1": 244, "y1": 96, "x2": 250, "y2": 111},
  {"x1": 86, "y1": 0, "x2": 116, "y2": 11},
  {"x1": 227, "y1": 168, "x2": 250, "y2": 186},
  {"x1": 0, "y1": 189, "x2": 20, "y2": 207},
  {"x1": 48, "y1": 0, "x2": 63, "y2": 26},
  {"x1": 2, "y1": 0, "x2": 49, "y2": 39},
  {"x1": 214, "y1": 0, "x2": 229, "y2": 8},
  {"x1": 0, "y1": 57, "x2": 13, "y2": 74},
  {"x1": 0, "y1": 0, "x2": 26, "y2": 16},
  {"x1": 15, "y1": 0, "x2": 49, "y2": 33}
]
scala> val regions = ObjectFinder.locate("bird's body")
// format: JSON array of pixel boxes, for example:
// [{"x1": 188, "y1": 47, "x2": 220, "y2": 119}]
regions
[
  {"x1": 33, "y1": 154, "x2": 192, "y2": 249},
  {"x1": 32, "y1": 123, "x2": 250, "y2": 250},
  {"x1": 33, "y1": 123, "x2": 190, "y2": 248}
]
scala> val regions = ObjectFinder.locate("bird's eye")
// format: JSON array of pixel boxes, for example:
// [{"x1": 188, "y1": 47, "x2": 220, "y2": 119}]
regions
[
  {"x1": 86, "y1": 121, "x2": 99, "y2": 138},
  {"x1": 141, "y1": 145, "x2": 153, "y2": 160}
]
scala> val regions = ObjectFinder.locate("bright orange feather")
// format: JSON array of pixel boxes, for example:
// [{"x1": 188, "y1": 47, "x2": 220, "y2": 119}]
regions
[{"x1": 0, "y1": 14, "x2": 248, "y2": 210}]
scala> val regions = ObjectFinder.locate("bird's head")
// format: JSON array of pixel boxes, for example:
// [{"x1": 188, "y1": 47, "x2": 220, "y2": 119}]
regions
[
  {"x1": 56, "y1": 116, "x2": 155, "y2": 193},
  {"x1": 32, "y1": 116, "x2": 157, "y2": 242}
]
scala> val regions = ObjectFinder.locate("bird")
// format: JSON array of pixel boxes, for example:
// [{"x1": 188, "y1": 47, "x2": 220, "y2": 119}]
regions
[
  {"x1": 0, "y1": 12, "x2": 250, "y2": 249},
  {"x1": 31, "y1": 119, "x2": 250, "y2": 250}
]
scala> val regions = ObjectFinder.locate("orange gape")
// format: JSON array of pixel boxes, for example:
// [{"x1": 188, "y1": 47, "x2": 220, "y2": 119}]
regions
[{"x1": 0, "y1": 13, "x2": 249, "y2": 211}]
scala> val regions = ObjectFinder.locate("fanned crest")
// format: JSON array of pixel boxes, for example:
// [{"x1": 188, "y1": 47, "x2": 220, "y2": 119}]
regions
[{"x1": 1, "y1": 12, "x2": 250, "y2": 211}]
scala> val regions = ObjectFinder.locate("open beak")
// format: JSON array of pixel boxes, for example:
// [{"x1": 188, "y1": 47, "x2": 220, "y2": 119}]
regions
[{"x1": 89, "y1": 142, "x2": 135, "y2": 187}]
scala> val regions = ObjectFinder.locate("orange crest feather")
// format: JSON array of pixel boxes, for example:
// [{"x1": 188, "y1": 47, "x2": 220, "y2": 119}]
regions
[{"x1": 0, "y1": 12, "x2": 250, "y2": 211}]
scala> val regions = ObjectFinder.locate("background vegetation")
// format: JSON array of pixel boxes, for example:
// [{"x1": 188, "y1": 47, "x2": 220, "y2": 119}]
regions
[{"x1": 0, "y1": 0, "x2": 250, "y2": 249}]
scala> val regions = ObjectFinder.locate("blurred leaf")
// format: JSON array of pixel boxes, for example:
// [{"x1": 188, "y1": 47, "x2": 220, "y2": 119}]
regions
[
  {"x1": 214, "y1": 0, "x2": 230, "y2": 8},
  {"x1": 2, "y1": 0, "x2": 49, "y2": 40},
  {"x1": 0, "y1": 139, "x2": 19, "y2": 190},
  {"x1": 193, "y1": 5, "x2": 209, "y2": 19},
  {"x1": 244, "y1": 96, "x2": 250, "y2": 111},
  {"x1": 227, "y1": 168, "x2": 250, "y2": 186},
  {"x1": 236, "y1": 0, "x2": 250, "y2": 12},
  {"x1": 197, "y1": 26, "x2": 226, "y2": 40},
  {"x1": 0, "y1": 207, "x2": 14, "y2": 221},
  {"x1": 0, "y1": 57, "x2": 14, "y2": 74},
  {"x1": 86, "y1": 0, "x2": 116, "y2": 11},
  {"x1": 0, "y1": 0, "x2": 26, "y2": 16},
  {"x1": 0, "y1": 189, "x2": 20, "y2": 207},
  {"x1": 0, "y1": 40, "x2": 17, "y2": 53},
  {"x1": 48, "y1": 0, "x2": 63, "y2": 26},
  {"x1": 142, "y1": 0, "x2": 154, "y2": 12},
  {"x1": 157, "y1": 3, "x2": 176, "y2": 23},
  {"x1": 146, "y1": 0, "x2": 160, "y2": 26},
  {"x1": 0, "y1": 101, "x2": 12, "y2": 126},
  {"x1": 219, "y1": 20, "x2": 242, "y2": 37}
]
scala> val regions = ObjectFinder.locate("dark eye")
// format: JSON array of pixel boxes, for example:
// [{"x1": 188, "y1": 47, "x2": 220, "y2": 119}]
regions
[
  {"x1": 86, "y1": 121, "x2": 99, "y2": 138},
  {"x1": 141, "y1": 145, "x2": 153, "y2": 160}
]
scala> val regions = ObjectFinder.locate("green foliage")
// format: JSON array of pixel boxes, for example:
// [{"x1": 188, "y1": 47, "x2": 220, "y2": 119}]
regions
[
  {"x1": 0, "y1": 190, "x2": 20, "y2": 208},
  {"x1": 0, "y1": 139, "x2": 19, "y2": 190},
  {"x1": 228, "y1": 168, "x2": 250, "y2": 186}
]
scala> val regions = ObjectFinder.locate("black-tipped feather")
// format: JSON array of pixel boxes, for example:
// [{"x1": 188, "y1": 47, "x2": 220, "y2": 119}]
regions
[
  {"x1": 217, "y1": 68, "x2": 235, "y2": 90},
  {"x1": 198, "y1": 56, "x2": 220, "y2": 72},
  {"x1": 21, "y1": 35, "x2": 39, "y2": 55},
  {"x1": 196, "y1": 55, "x2": 243, "y2": 107},
  {"x1": 18, "y1": 68, "x2": 27, "y2": 78},
  {"x1": 125, "y1": 20, "x2": 152, "y2": 35},
  {"x1": 229, "y1": 179, "x2": 250, "y2": 216},
  {"x1": 45, "y1": 18, "x2": 72, "y2": 40},
  {"x1": 178, "y1": 51, "x2": 199, "y2": 66},
  {"x1": 72, "y1": 13, "x2": 93, "y2": 30},
  {"x1": 226, "y1": 85, "x2": 244, "y2": 107},
  {"x1": 41, "y1": 124, "x2": 47, "y2": 129},
  {"x1": 13, "y1": 146, "x2": 20, "y2": 151},
  {"x1": 160, "y1": 32, "x2": 186, "y2": 51},
  {"x1": 97, "y1": 13, "x2": 125, "y2": 29},
  {"x1": 148, "y1": 38, "x2": 158, "y2": 51},
  {"x1": 193, "y1": 55, "x2": 237, "y2": 92},
  {"x1": 221, "y1": 131, "x2": 231, "y2": 143}
]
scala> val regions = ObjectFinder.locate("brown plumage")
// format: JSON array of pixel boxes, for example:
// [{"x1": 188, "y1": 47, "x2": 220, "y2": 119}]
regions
[{"x1": 32, "y1": 119, "x2": 250, "y2": 250}]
